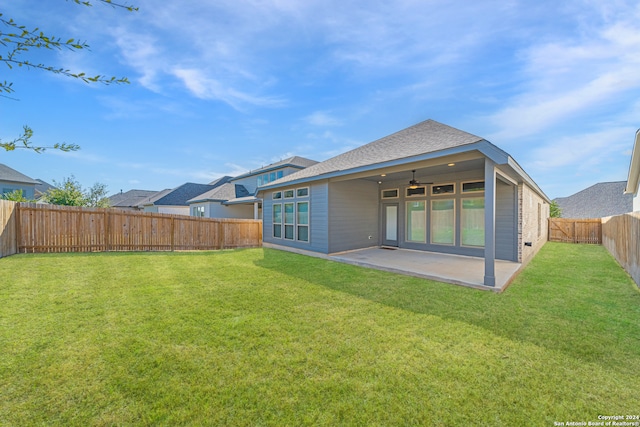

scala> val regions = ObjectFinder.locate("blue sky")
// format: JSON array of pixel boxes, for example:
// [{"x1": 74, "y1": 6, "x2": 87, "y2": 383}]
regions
[{"x1": 2, "y1": 0, "x2": 639, "y2": 199}]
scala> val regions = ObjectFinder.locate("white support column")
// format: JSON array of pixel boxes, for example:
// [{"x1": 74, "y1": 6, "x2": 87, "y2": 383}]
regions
[
  {"x1": 254, "y1": 202, "x2": 259, "y2": 220},
  {"x1": 484, "y1": 158, "x2": 496, "y2": 287}
]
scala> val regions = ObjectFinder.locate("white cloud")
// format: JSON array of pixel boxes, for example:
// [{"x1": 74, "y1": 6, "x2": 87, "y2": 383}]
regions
[
  {"x1": 305, "y1": 111, "x2": 342, "y2": 127},
  {"x1": 487, "y1": 4, "x2": 640, "y2": 140}
]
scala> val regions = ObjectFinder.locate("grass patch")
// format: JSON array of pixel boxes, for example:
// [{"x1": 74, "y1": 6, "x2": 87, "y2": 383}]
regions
[{"x1": 1, "y1": 243, "x2": 639, "y2": 425}]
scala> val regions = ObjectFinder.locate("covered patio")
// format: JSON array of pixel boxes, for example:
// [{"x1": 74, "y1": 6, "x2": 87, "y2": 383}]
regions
[{"x1": 329, "y1": 247, "x2": 522, "y2": 291}]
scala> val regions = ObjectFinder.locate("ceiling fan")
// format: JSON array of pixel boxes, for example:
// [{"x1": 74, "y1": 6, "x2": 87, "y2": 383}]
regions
[{"x1": 408, "y1": 170, "x2": 432, "y2": 189}]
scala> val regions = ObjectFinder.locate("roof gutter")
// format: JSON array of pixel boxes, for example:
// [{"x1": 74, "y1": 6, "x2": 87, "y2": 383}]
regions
[{"x1": 624, "y1": 129, "x2": 640, "y2": 195}]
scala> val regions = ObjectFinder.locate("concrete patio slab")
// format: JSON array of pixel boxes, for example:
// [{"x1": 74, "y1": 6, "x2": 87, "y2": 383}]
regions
[{"x1": 329, "y1": 247, "x2": 522, "y2": 291}]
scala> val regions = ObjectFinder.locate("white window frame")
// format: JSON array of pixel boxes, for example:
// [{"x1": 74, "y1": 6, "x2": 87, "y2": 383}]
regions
[
  {"x1": 296, "y1": 187, "x2": 309, "y2": 198},
  {"x1": 273, "y1": 191, "x2": 282, "y2": 200},
  {"x1": 462, "y1": 180, "x2": 485, "y2": 194},
  {"x1": 460, "y1": 197, "x2": 485, "y2": 248},
  {"x1": 381, "y1": 188, "x2": 399, "y2": 199},
  {"x1": 283, "y1": 189, "x2": 295, "y2": 199},
  {"x1": 296, "y1": 201, "x2": 309, "y2": 242},
  {"x1": 284, "y1": 202, "x2": 295, "y2": 240},
  {"x1": 272, "y1": 203, "x2": 282, "y2": 239},
  {"x1": 431, "y1": 183, "x2": 456, "y2": 196},
  {"x1": 405, "y1": 200, "x2": 427, "y2": 243},
  {"x1": 405, "y1": 186, "x2": 427, "y2": 198},
  {"x1": 430, "y1": 199, "x2": 456, "y2": 245}
]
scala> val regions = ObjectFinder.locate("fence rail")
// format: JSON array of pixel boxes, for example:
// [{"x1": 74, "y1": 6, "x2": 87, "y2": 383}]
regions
[
  {"x1": 548, "y1": 218, "x2": 602, "y2": 244},
  {"x1": 602, "y1": 212, "x2": 640, "y2": 287},
  {"x1": 1, "y1": 202, "x2": 261, "y2": 256}
]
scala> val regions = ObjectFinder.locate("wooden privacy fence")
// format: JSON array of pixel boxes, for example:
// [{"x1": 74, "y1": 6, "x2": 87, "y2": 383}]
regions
[
  {"x1": 1, "y1": 202, "x2": 261, "y2": 255},
  {"x1": 602, "y1": 212, "x2": 640, "y2": 287},
  {"x1": 548, "y1": 218, "x2": 602, "y2": 244},
  {"x1": 0, "y1": 200, "x2": 18, "y2": 258}
]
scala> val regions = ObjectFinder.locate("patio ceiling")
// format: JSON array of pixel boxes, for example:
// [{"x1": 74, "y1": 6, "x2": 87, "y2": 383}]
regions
[{"x1": 349, "y1": 157, "x2": 486, "y2": 184}]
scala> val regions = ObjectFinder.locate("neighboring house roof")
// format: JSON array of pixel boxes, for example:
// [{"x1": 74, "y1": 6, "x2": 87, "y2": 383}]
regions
[
  {"x1": 554, "y1": 181, "x2": 633, "y2": 219},
  {"x1": 109, "y1": 189, "x2": 159, "y2": 208},
  {"x1": 188, "y1": 183, "x2": 250, "y2": 203},
  {"x1": 231, "y1": 156, "x2": 318, "y2": 181},
  {"x1": 624, "y1": 129, "x2": 640, "y2": 196},
  {"x1": 0, "y1": 163, "x2": 39, "y2": 185},
  {"x1": 139, "y1": 188, "x2": 173, "y2": 207},
  {"x1": 208, "y1": 175, "x2": 233, "y2": 186},
  {"x1": 34, "y1": 179, "x2": 56, "y2": 198},
  {"x1": 144, "y1": 178, "x2": 231, "y2": 207}
]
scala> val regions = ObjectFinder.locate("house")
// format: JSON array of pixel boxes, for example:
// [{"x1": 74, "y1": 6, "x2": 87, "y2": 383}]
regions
[
  {"x1": 109, "y1": 189, "x2": 159, "y2": 211},
  {"x1": 554, "y1": 182, "x2": 633, "y2": 218},
  {"x1": 624, "y1": 128, "x2": 640, "y2": 212},
  {"x1": 188, "y1": 156, "x2": 318, "y2": 219},
  {"x1": 141, "y1": 177, "x2": 231, "y2": 215},
  {"x1": 0, "y1": 163, "x2": 39, "y2": 200},
  {"x1": 258, "y1": 119, "x2": 550, "y2": 288},
  {"x1": 34, "y1": 179, "x2": 56, "y2": 200}
]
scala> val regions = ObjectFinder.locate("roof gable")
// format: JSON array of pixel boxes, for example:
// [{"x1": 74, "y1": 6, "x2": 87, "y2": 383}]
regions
[
  {"x1": 188, "y1": 183, "x2": 250, "y2": 203},
  {"x1": 0, "y1": 163, "x2": 39, "y2": 185},
  {"x1": 231, "y1": 156, "x2": 318, "y2": 181},
  {"x1": 555, "y1": 181, "x2": 633, "y2": 218},
  {"x1": 266, "y1": 120, "x2": 483, "y2": 186}
]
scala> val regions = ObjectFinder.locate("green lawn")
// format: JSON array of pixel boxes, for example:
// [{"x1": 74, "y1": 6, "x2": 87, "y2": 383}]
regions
[{"x1": 1, "y1": 243, "x2": 639, "y2": 426}]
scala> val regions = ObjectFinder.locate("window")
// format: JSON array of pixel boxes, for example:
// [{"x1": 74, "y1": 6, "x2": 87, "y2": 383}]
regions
[
  {"x1": 381, "y1": 189, "x2": 399, "y2": 199},
  {"x1": 284, "y1": 203, "x2": 295, "y2": 239},
  {"x1": 431, "y1": 199, "x2": 455, "y2": 245},
  {"x1": 273, "y1": 204, "x2": 282, "y2": 238},
  {"x1": 296, "y1": 187, "x2": 309, "y2": 197},
  {"x1": 269, "y1": 172, "x2": 276, "y2": 181},
  {"x1": 462, "y1": 181, "x2": 484, "y2": 193},
  {"x1": 277, "y1": 170, "x2": 284, "y2": 179},
  {"x1": 273, "y1": 191, "x2": 282, "y2": 200},
  {"x1": 193, "y1": 206, "x2": 205, "y2": 217},
  {"x1": 406, "y1": 186, "x2": 426, "y2": 197},
  {"x1": 432, "y1": 183, "x2": 455, "y2": 195},
  {"x1": 461, "y1": 198, "x2": 484, "y2": 247},
  {"x1": 284, "y1": 189, "x2": 294, "y2": 198},
  {"x1": 297, "y1": 202, "x2": 309, "y2": 242},
  {"x1": 406, "y1": 201, "x2": 426, "y2": 242}
]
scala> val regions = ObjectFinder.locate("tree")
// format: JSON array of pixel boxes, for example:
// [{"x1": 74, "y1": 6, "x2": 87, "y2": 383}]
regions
[
  {"x1": 0, "y1": 0, "x2": 137, "y2": 153},
  {"x1": 550, "y1": 200, "x2": 562, "y2": 218},
  {"x1": 43, "y1": 175, "x2": 110, "y2": 207}
]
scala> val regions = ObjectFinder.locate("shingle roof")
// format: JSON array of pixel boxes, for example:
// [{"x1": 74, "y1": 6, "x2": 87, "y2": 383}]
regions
[
  {"x1": 187, "y1": 183, "x2": 250, "y2": 203},
  {"x1": 34, "y1": 179, "x2": 56, "y2": 198},
  {"x1": 267, "y1": 120, "x2": 484, "y2": 185},
  {"x1": 0, "y1": 163, "x2": 38, "y2": 185},
  {"x1": 109, "y1": 189, "x2": 159, "y2": 208},
  {"x1": 554, "y1": 181, "x2": 633, "y2": 219},
  {"x1": 141, "y1": 177, "x2": 231, "y2": 207},
  {"x1": 231, "y1": 156, "x2": 318, "y2": 180}
]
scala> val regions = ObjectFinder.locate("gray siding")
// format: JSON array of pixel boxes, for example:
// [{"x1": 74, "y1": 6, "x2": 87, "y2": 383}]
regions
[
  {"x1": 495, "y1": 180, "x2": 517, "y2": 261},
  {"x1": 262, "y1": 181, "x2": 329, "y2": 253},
  {"x1": 0, "y1": 181, "x2": 35, "y2": 200},
  {"x1": 208, "y1": 202, "x2": 254, "y2": 219},
  {"x1": 328, "y1": 180, "x2": 379, "y2": 253}
]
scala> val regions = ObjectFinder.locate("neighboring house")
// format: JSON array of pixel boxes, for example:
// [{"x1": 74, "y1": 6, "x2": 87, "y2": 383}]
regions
[
  {"x1": 34, "y1": 179, "x2": 56, "y2": 200},
  {"x1": 0, "y1": 163, "x2": 39, "y2": 200},
  {"x1": 188, "y1": 156, "x2": 318, "y2": 220},
  {"x1": 554, "y1": 182, "x2": 633, "y2": 219},
  {"x1": 141, "y1": 178, "x2": 230, "y2": 215},
  {"x1": 258, "y1": 119, "x2": 551, "y2": 288},
  {"x1": 109, "y1": 189, "x2": 159, "y2": 211},
  {"x1": 624, "y1": 128, "x2": 640, "y2": 212}
]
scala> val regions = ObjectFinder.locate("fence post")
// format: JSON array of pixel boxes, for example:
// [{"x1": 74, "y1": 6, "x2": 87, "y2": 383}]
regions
[
  {"x1": 14, "y1": 202, "x2": 21, "y2": 254},
  {"x1": 170, "y1": 216, "x2": 175, "y2": 252}
]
